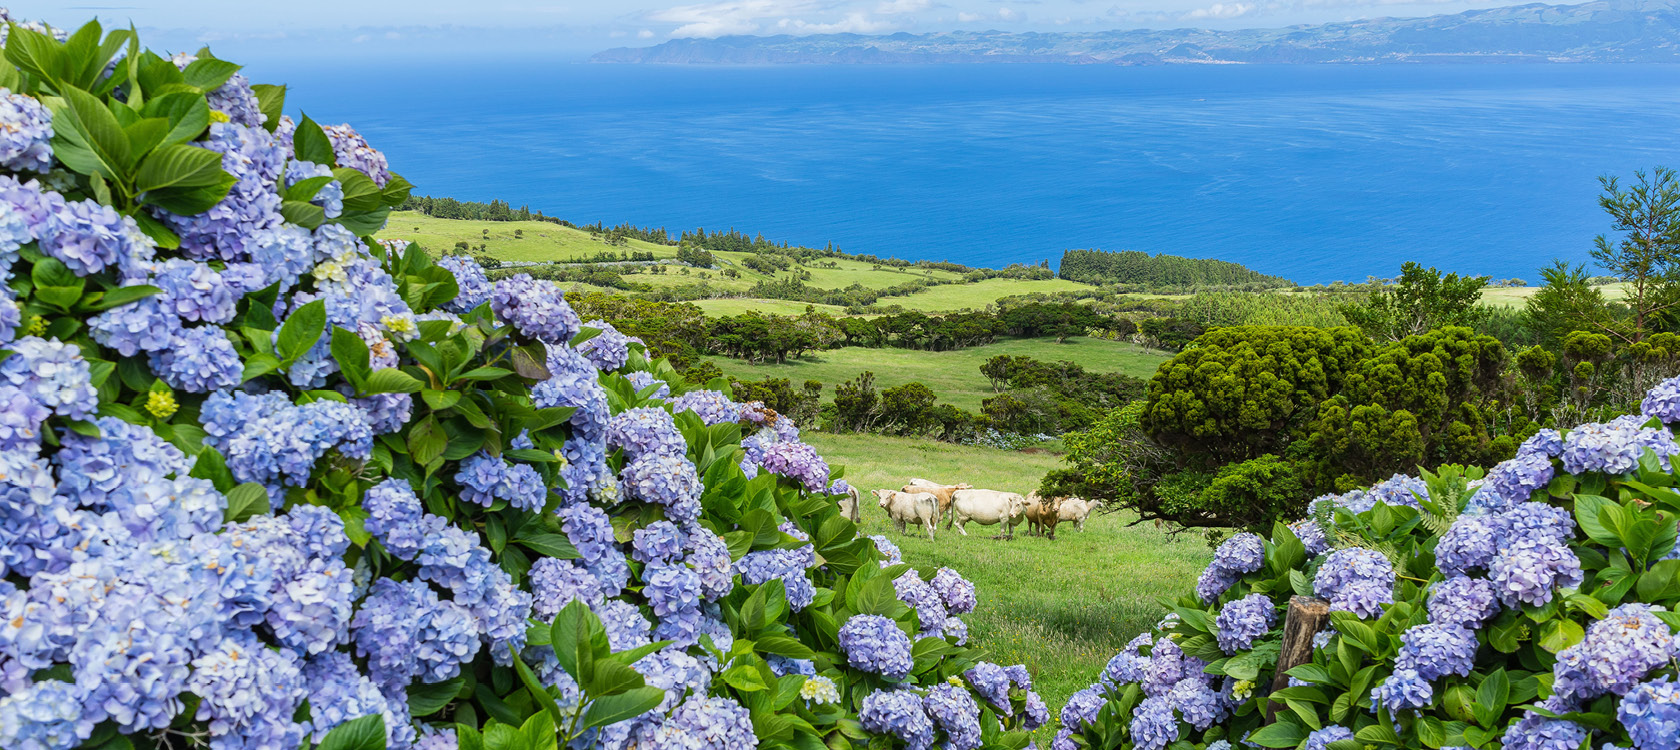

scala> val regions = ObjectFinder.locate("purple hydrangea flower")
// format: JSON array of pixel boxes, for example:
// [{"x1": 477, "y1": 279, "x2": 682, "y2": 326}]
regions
[
  {"x1": 1169, "y1": 676, "x2": 1227, "y2": 730},
  {"x1": 1620, "y1": 676, "x2": 1680, "y2": 750},
  {"x1": 1366, "y1": 473, "x2": 1426, "y2": 507},
  {"x1": 1304, "y1": 726, "x2": 1355, "y2": 750},
  {"x1": 1427, "y1": 576, "x2": 1499, "y2": 627},
  {"x1": 1196, "y1": 532, "x2": 1265, "y2": 603},
  {"x1": 622, "y1": 452, "x2": 703, "y2": 522},
  {"x1": 1489, "y1": 536, "x2": 1583, "y2": 609},
  {"x1": 1563, "y1": 415, "x2": 1680, "y2": 475},
  {"x1": 187, "y1": 631, "x2": 308, "y2": 748},
  {"x1": 1554, "y1": 603, "x2": 1677, "y2": 702},
  {"x1": 1314, "y1": 547, "x2": 1394, "y2": 618},
  {"x1": 608, "y1": 407, "x2": 687, "y2": 459},
  {"x1": 1, "y1": 336, "x2": 98, "y2": 420},
  {"x1": 931, "y1": 568, "x2": 977, "y2": 615},
  {"x1": 1396, "y1": 622, "x2": 1477, "y2": 680},
  {"x1": 152, "y1": 258, "x2": 240, "y2": 324},
  {"x1": 0, "y1": 89, "x2": 52, "y2": 173},
  {"x1": 1647, "y1": 376, "x2": 1680, "y2": 424},
  {"x1": 1483, "y1": 453, "x2": 1554, "y2": 508},
  {"x1": 670, "y1": 390, "x2": 741, "y2": 426},
  {"x1": 1129, "y1": 696, "x2": 1178, "y2": 750},
  {"x1": 321, "y1": 123, "x2": 393, "y2": 186},
  {"x1": 361, "y1": 478, "x2": 429, "y2": 560},
  {"x1": 578, "y1": 319, "x2": 634, "y2": 371},
  {"x1": 627, "y1": 371, "x2": 671, "y2": 399},
  {"x1": 436, "y1": 255, "x2": 491, "y2": 313},
  {"x1": 1290, "y1": 518, "x2": 1331, "y2": 556},
  {"x1": 89, "y1": 283, "x2": 179, "y2": 356},
  {"x1": 1501, "y1": 713, "x2": 1588, "y2": 750},
  {"x1": 148, "y1": 326, "x2": 243, "y2": 393},
  {"x1": 1215, "y1": 593, "x2": 1275, "y2": 654},
  {"x1": 285, "y1": 160, "x2": 343, "y2": 218},
  {"x1": 1436, "y1": 514, "x2": 1499, "y2": 577},
  {"x1": 1521, "y1": 428, "x2": 1564, "y2": 459},
  {"x1": 924, "y1": 682, "x2": 982, "y2": 750},
  {"x1": 1141, "y1": 638, "x2": 1189, "y2": 698},
  {"x1": 158, "y1": 123, "x2": 285, "y2": 261},
  {"x1": 839, "y1": 614, "x2": 914, "y2": 679},
  {"x1": 860, "y1": 690, "x2": 935, "y2": 750},
  {"x1": 528, "y1": 558, "x2": 604, "y2": 620},
  {"x1": 1371, "y1": 667, "x2": 1431, "y2": 714},
  {"x1": 490, "y1": 274, "x2": 580, "y2": 344}
]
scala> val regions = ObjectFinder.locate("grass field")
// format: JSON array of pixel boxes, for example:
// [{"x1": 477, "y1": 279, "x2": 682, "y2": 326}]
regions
[
  {"x1": 1479, "y1": 283, "x2": 1629, "y2": 308},
  {"x1": 806, "y1": 432, "x2": 1210, "y2": 721},
  {"x1": 882, "y1": 278, "x2": 1096, "y2": 312},
  {"x1": 708, "y1": 337, "x2": 1170, "y2": 411},
  {"x1": 384, "y1": 212, "x2": 678, "y2": 263},
  {"x1": 688, "y1": 298, "x2": 849, "y2": 317}
]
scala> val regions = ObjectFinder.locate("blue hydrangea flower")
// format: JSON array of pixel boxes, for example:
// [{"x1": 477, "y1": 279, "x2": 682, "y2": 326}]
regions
[
  {"x1": 1304, "y1": 726, "x2": 1355, "y2": 750},
  {"x1": 622, "y1": 452, "x2": 703, "y2": 522},
  {"x1": 151, "y1": 258, "x2": 240, "y2": 324},
  {"x1": 1647, "y1": 376, "x2": 1680, "y2": 425},
  {"x1": 0, "y1": 384, "x2": 48, "y2": 449},
  {"x1": 1371, "y1": 667, "x2": 1432, "y2": 714},
  {"x1": 1289, "y1": 518, "x2": 1330, "y2": 556},
  {"x1": 1521, "y1": 428, "x2": 1564, "y2": 459},
  {"x1": 578, "y1": 319, "x2": 634, "y2": 371},
  {"x1": 1621, "y1": 676, "x2": 1680, "y2": 750},
  {"x1": 528, "y1": 558, "x2": 604, "y2": 620},
  {"x1": 435, "y1": 254, "x2": 492, "y2": 313},
  {"x1": 1436, "y1": 514, "x2": 1499, "y2": 577},
  {"x1": 838, "y1": 614, "x2": 914, "y2": 679},
  {"x1": 1129, "y1": 696, "x2": 1178, "y2": 750},
  {"x1": 1396, "y1": 622, "x2": 1477, "y2": 680},
  {"x1": 1215, "y1": 593, "x2": 1275, "y2": 654},
  {"x1": 1169, "y1": 676, "x2": 1227, "y2": 730},
  {"x1": 860, "y1": 690, "x2": 935, "y2": 750},
  {"x1": 1483, "y1": 453, "x2": 1554, "y2": 507},
  {"x1": 683, "y1": 524, "x2": 735, "y2": 601},
  {"x1": 594, "y1": 599, "x2": 652, "y2": 652},
  {"x1": 1563, "y1": 415, "x2": 1680, "y2": 475},
  {"x1": 1141, "y1": 638, "x2": 1190, "y2": 698},
  {"x1": 149, "y1": 327, "x2": 243, "y2": 393},
  {"x1": 490, "y1": 274, "x2": 580, "y2": 344},
  {"x1": 352, "y1": 577, "x2": 480, "y2": 693},
  {"x1": 632, "y1": 521, "x2": 686, "y2": 565},
  {"x1": 1554, "y1": 603, "x2": 1676, "y2": 702},
  {"x1": 170, "y1": 55, "x2": 265, "y2": 128},
  {"x1": 0, "y1": 678, "x2": 87, "y2": 750},
  {"x1": 1366, "y1": 473, "x2": 1426, "y2": 507},
  {"x1": 0, "y1": 175, "x2": 50, "y2": 278},
  {"x1": 1196, "y1": 532, "x2": 1265, "y2": 603},
  {"x1": 1427, "y1": 576, "x2": 1499, "y2": 627},
  {"x1": 285, "y1": 160, "x2": 344, "y2": 218},
  {"x1": 300, "y1": 651, "x2": 416, "y2": 748},
  {"x1": 455, "y1": 453, "x2": 508, "y2": 506},
  {"x1": 1314, "y1": 547, "x2": 1394, "y2": 618},
  {"x1": 158, "y1": 123, "x2": 285, "y2": 261},
  {"x1": 89, "y1": 284, "x2": 180, "y2": 356},
  {"x1": 627, "y1": 371, "x2": 671, "y2": 399},
  {"x1": 670, "y1": 390, "x2": 742, "y2": 426},
  {"x1": 1501, "y1": 712, "x2": 1587, "y2": 750},
  {"x1": 321, "y1": 123, "x2": 393, "y2": 187},
  {"x1": 1, "y1": 336, "x2": 98, "y2": 420},
  {"x1": 645, "y1": 562, "x2": 703, "y2": 647},
  {"x1": 186, "y1": 631, "x2": 308, "y2": 748},
  {"x1": 0, "y1": 88, "x2": 53, "y2": 173},
  {"x1": 608, "y1": 407, "x2": 687, "y2": 459},
  {"x1": 931, "y1": 568, "x2": 977, "y2": 615},
  {"x1": 1489, "y1": 536, "x2": 1582, "y2": 609},
  {"x1": 924, "y1": 682, "x2": 982, "y2": 750}
]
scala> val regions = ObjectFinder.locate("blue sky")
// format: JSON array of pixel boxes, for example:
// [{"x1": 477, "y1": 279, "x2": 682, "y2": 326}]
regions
[{"x1": 9, "y1": 0, "x2": 1526, "y2": 58}]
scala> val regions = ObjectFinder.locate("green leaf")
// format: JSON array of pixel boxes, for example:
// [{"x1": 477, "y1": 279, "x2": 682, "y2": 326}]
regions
[
  {"x1": 1638, "y1": 559, "x2": 1680, "y2": 602},
  {"x1": 316, "y1": 714, "x2": 385, "y2": 750},
  {"x1": 585, "y1": 659, "x2": 646, "y2": 697},
  {"x1": 548, "y1": 599, "x2": 597, "y2": 685},
  {"x1": 582, "y1": 687, "x2": 665, "y2": 731},
  {"x1": 180, "y1": 57, "x2": 240, "y2": 92},
  {"x1": 144, "y1": 171, "x2": 236, "y2": 215},
  {"x1": 516, "y1": 533, "x2": 580, "y2": 559},
  {"x1": 366, "y1": 368, "x2": 426, "y2": 394},
  {"x1": 1538, "y1": 619, "x2": 1585, "y2": 654},
  {"x1": 1245, "y1": 721, "x2": 1307, "y2": 748},
  {"x1": 251, "y1": 83, "x2": 285, "y2": 133},
  {"x1": 294, "y1": 114, "x2": 335, "y2": 166},
  {"x1": 280, "y1": 199, "x2": 328, "y2": 229},
  {"x1": 330, "y1": 326, "x2": 372, "y2": 389},
  {"x1": 512, "y1": 645, "x2": 566, "y2": 726},
  {"x1": 1474, "y1": 669, "x2": 1509, "y2": 729},
  {"x1": 277, "y1": 298, "x2": 326, "y2": 368},
  {"x1": 136, "y1": 143, "x2": 226, "y2": 194},
  {"x1": 87, "y1": 284, "x2": 161, "y2": 311},
  {"x1": 139, "y1": 91, "x2": 211, "y2": 147},
  {"x1": 222, "y1": 483, "x2": 270, "y2": 523},
  {"x1": 408, "y1": 677, "x2": 465, "y2": 717},
  {"x1": 52, "y1": 85, "x2": 134, "y2": 177}
]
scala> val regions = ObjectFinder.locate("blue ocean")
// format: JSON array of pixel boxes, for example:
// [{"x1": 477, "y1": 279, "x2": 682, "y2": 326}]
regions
[{"x1": 265, "y1": 62, "x2": 1680, "y2": 283}]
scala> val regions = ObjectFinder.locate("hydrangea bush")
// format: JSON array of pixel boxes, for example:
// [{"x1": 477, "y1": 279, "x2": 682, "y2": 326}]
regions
[
  {"x1": 0, "y1": 16, "x2": 1047, "y2": 750},
  {"x1": 1060, "y1": 389, "x2": 1680, "y2": 749}
]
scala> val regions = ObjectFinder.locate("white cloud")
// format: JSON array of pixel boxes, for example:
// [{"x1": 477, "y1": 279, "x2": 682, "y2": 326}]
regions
[
  {"x1": 1183, "y1": 2, "x2": 1256, "y2": 17},
  {"x1": 777, "y1": 12, "x2": 896, "y2": 31},
  {"x1": 638, "y1": 28, "x2": 656, "y2": 37},
  {"x1": 957, "y1": 11, "x2": 983, "y2": 21},
  {"x1": 875, "y1": 0, "x2": 934, "y2": 13}
]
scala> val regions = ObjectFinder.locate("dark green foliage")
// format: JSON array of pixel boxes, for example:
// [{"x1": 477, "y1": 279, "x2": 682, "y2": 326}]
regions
[
  {"x1": 1056, "y1": 248, "x2": 1292, "y2": 291},
  {"x1": 565, "y1": 292, "x2": 710, "y2": 369},
  {"x1": 401, "y1": 194, "x2": 555, "y2": 224},
  {"x1": 1339, "y1": 262, "x2": 1491, "y2": 342}
]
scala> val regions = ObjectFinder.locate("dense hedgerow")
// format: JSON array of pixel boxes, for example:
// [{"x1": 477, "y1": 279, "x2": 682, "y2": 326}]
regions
[
  {"x1": 1059, "y1": 384, "x2": 1680, "y2": 749},
  {"x1": 0, "y1": 15, "x2": 1047, "y2": 750}
]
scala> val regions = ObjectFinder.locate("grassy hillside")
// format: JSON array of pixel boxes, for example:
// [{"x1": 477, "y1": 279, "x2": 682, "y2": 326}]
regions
[
  {"x1": 708, "y1": 337, "x2": 1169, "y2": 411},
  {"x1": 1479, "y1": 283, "x2": 1630, "y2": 308},
  {"x1": 688, "y1": 298, "x2": 848, "y2": 317},
  {"x1": 881, "y1": 278, "x2": 1096, "y2": 312},
  {"x1": 808, "y1": 432, "x2": 1209, "y2": 721},
  {"x1": 384, "y1": 212, "x2": 677, "y2": 263}
]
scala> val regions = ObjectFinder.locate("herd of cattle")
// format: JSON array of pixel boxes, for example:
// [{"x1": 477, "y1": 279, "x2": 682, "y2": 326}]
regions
[{"x1": 835, "y1": 479, "x2": 1103, "y2": 541}]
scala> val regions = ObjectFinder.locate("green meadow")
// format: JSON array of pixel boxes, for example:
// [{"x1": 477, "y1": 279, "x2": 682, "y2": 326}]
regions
[
  {"x1": 808, "y1": 433, "x2": 1210, "y2": 722},
  {"x1": 707, "y1": 337, "x2": 1169, "y2": 411}
]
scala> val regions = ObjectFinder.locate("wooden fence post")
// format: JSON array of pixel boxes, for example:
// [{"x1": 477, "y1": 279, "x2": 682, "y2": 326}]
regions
[{"x1": 1265, "y1": 595, "x2": 1331, "y2": 724}]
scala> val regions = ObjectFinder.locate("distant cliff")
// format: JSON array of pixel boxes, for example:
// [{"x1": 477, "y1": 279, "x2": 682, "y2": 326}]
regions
[{"x1": 592, "y1": 0, "x2": 1680, "y2": 64}]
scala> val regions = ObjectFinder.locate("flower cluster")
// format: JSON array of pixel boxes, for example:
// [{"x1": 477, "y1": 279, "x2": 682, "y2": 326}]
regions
[
  {"x1": 1196, "y1": 532, "x2": 1264, "y2": 603},
  {"x1": 1313, "y1": 547, "x2": 1395, "y2": 618}
]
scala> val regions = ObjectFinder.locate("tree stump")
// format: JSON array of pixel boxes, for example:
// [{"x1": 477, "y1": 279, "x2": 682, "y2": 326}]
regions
[{"x1": 1265, "y1": 596, "x2": 1331, "y2": 724}]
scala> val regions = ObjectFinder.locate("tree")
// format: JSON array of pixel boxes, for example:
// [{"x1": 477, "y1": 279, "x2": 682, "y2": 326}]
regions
[
  {"x1": 1591, "y1": 167, "x2": 1680, "y2": 343},
  {"x1": 1340, "y1": 262, "x2": 1490, "y2": 342}
]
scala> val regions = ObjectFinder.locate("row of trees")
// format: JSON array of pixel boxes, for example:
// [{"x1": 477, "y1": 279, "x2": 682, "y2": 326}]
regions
[
  {"x1": 1057, "y1": 248, "x2": 1293, "y2": 290},
  {"x1": 400, "y1": 194, "x2": 560, "y2": 223}
]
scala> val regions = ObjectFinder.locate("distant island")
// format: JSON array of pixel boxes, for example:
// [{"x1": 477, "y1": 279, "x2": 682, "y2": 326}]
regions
[{"x1": 592, "y1": 0, "x2": 1680, "y2": 65}]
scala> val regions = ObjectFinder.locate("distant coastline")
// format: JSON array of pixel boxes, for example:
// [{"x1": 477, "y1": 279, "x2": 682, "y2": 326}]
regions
[{"x1": 593, "y1": 0, "x2": 1680, "y2": 65}]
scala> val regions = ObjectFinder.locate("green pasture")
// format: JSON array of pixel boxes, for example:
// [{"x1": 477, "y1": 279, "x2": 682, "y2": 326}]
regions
[
  {"x1": 384, "y1": 211, "x2": 677, "y2": 263},
  {"x1": 689, "y1": 298, "x2": 849, "y2": 317},
  {"x1": 806, "y1": 432, "x2": 1210, "y2": 724},
  {"x1": 706, "y1": 337, "x2": 1170, "y2": 412},
  {"x1": 881, "y1": 278, "x2": 1096, "y2": 312}
]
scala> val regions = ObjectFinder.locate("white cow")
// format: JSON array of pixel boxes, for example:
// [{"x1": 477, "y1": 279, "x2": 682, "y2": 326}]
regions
[
  {"x1": 837, "y1": 485, "x2": 863, "y2": 523},
  {"x1": 875, "y1": 489, "x2": 939, "y2": 541},
  {"x1": 950, "y1": 489, "x2": 1028, "y2": 539},
  {"x1": 903, "y1": 480, "x2": 971, "y2": 529},
  {"x1": 1057, "y1": 497, "x2": 1103, "y2": 531}
]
